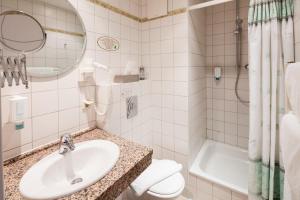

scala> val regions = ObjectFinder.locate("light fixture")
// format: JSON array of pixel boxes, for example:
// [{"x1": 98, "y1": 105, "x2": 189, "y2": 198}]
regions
[{"x1": 189, "y1": 0, "x2": 233, "y2": 10}]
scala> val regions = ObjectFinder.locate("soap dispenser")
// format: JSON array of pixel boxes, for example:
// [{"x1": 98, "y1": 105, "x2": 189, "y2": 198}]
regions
[
  {"x1": 214, "y1": 67, "x2": 222, "y2": 80},
  {"x1": 9, "y1": 95, "x2": 28, "y2": 130}
]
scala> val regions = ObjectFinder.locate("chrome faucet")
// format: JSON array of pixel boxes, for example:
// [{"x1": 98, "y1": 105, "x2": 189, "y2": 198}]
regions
[{"x1": 59, "y1": 133, "x2": 75, "y2": 155}]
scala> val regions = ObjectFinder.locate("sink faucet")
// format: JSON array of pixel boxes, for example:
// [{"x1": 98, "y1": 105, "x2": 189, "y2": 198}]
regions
[{"x1": 59, "y1": 133, "x2": 75, "y2": 155}]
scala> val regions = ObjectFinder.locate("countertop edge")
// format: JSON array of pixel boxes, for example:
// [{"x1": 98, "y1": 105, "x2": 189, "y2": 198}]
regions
[{"x1": 97, "y1": 151, "x2": 152, "y2": 200}]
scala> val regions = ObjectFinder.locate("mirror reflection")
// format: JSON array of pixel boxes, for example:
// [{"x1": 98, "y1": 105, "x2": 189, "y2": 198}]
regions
[{"x1": 0, "y1": 0, "x2": 86, "y2": 77}]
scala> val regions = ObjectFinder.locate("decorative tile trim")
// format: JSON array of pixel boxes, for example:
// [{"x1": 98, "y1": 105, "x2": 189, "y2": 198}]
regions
[
  {"x1": 44, "y1": 27, "x2": 85, "y2": 37},
  {"x1": 140, "y1": 8, "x2": 187, "y2": 22},
  {"x1": 88, "y1": 0, "x2": 141, "y2": 21},
  {"x1": 88, "y1": 0, "x2": 187, "y2": 23}
]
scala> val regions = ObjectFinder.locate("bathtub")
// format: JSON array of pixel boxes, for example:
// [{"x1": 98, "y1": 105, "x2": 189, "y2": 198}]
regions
[{"x1": 189, "y1": 140, "x2": 248, "y2": 195}]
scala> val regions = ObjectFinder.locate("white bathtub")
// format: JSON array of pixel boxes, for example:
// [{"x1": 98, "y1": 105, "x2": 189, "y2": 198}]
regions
[{"x1": 189, "y1": 140, "x2": 248, "y2": 195}]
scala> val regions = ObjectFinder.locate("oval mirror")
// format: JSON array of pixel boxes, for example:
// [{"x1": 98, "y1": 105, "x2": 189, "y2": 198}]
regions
[{"x1": 0, "y1": 0, "x2": 86, "y2": 77}]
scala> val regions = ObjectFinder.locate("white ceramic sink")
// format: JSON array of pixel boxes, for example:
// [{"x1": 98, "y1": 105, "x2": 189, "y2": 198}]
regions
[{"x1": 19, "y1": 140, "x2": 120, "y2": 200}]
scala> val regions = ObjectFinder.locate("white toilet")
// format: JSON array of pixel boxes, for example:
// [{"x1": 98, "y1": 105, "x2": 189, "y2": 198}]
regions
[
  {"x1": 128, "y1": 159, "x2": 185, "y2": 200},
  {"x1": 141, "y1": 173, "x2": 185, "y2": 200}
]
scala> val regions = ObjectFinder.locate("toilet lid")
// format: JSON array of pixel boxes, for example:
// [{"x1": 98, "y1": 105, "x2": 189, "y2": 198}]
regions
[{"x1": 147, "y1": 173, "x2": 185, "y2": 196}]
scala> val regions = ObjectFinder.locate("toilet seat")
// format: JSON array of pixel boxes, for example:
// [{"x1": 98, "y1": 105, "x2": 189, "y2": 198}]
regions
[
  {"x1": 130, "y1": 159, "x2": 185, "y2": 199},
  {"x1": 147, "y1": 173, "x2": 185, "y2": 198}
]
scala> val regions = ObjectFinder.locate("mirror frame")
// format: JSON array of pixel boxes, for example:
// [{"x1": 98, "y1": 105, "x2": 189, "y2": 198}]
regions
[{"x1": 0, "y1": 10, "x2": 47, "y2": 54}]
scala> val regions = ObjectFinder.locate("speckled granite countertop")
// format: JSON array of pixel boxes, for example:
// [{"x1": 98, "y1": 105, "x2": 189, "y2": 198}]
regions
[{"x1": 4, "y1": 129, "x2": 153, "y2": 200}]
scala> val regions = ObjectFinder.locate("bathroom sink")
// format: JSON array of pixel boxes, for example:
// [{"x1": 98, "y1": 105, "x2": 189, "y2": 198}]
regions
[{"x1": 19, "y1": 140, "x2": 120, "y2": 200}]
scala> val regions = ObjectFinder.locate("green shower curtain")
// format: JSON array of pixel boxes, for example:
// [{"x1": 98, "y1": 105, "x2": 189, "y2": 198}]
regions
[{"x1": 248, "y1": 0, "x2": 294, "y2": 199}]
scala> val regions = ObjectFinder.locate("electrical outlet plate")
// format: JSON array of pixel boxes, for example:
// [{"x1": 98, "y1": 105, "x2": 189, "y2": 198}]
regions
[{"x1": 126, "y1": 96, "x2": 138, "y2": 119}]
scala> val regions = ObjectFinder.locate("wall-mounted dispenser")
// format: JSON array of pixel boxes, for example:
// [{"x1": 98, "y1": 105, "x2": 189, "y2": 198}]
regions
[
  {"x1": 83, "y1": 99, "x2": 95, "y2": 108},
  {"x1": 79, "y1": 67, "x2": 95, "y2": 82},
  {"x1": 214, "y1": 67, "x2": 222, "y2": 80},
  {"x1": 9, "y1": 95, "x2": 28, "y2": 130},
  {"x1": 139, "y1": 66, "x2": 146, "y2": 80}
]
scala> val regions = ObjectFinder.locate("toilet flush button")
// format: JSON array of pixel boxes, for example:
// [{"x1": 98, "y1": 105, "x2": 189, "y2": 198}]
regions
[{"x1": 127, "y1": 96, "x2": 138, "y2": 119}]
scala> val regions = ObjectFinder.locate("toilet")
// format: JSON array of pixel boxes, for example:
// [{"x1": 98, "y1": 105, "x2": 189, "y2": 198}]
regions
[
  {"x1": 142, "y1": 172, "x2": 185, "y2": 200},
  {"x1": 128, "y1": 159, "x2": 185, "y2": 200}
]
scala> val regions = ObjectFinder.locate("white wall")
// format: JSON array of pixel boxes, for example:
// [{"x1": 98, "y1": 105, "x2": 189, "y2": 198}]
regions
[
  {"x1": 205, "y1": 0, "x2": 249, "y2": 149},
  {"x1": 0, "y1": 0, "x2": 253, "y2": 199},
  {"x1": 295, "y1": 0, "x2": 300, "y2": 62},
  {"x1": 184, "y1": 2, "x2": 247, "y2": 200},
  {"x1": 141, "y1": 7, "x2": 191, "y2": 179},
  {"x1": 188, "y1": 0, "x2": 207, "y2": 165},
  {"x1": 0, "y1": 0, "x2": 150, "y2": 160}
]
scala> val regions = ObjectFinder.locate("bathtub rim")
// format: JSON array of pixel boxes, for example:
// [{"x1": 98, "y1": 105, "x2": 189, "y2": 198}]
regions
[{"x1": 189, "y1": 140, "x2": 248, "y2": 195}]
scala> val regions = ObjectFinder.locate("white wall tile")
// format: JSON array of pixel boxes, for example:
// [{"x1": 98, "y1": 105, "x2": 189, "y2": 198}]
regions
[
  {"x1": 31, "y1": 77, "x2": 58, "y2": 92},
  {"x1": 59, "y1": 88, "x2": 80, "y2": 110},
  {"x1": 1, "y1": 0, "x2": 146, "y2": 157},
  {"x1": 58, "y1": 69, "x2": 79, "y2": 89},
  {"x1": 32, "y1": 90, "x2": 58, "y2": 116},
  {"x1": 2, "y1": 119, "x2": 32, "y2": 151},
  {"x1": 59, "y1": 108, "x2": 80, "y2": 133},
  {"x1": 32, "y1": 112, "x2": 59, "y2": 140},
  {"x1": 206, "y1": 2, "x2": 249, "y2": 148},
  {"x1": 0, "y1": 1, "x2": 253, "y2": 199}
]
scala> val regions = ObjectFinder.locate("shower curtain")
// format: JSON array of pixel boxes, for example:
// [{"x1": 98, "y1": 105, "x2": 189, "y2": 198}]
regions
[{"x1": 248, "y1": 0, "x2": 294, "y2": 199}]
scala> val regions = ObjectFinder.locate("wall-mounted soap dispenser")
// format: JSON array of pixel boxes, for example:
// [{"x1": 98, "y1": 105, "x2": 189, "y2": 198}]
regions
[
  {"x1": 79, "y1": 67, "x2": 95, "y2": 82},
  {"x1": 214, "y1": 67, "x2": 222, "y2": 80},
  {"x1": 139, "y1": 66, "x2": 146, "y2": 80},
  {"x1": 9, "y1": 95, "x2": 28, "y2": 130}
]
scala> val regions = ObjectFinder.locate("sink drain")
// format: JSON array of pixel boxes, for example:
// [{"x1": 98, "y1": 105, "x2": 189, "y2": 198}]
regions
[{"x1": 71, "y1": 177, "x2": 83, "y2": 185}]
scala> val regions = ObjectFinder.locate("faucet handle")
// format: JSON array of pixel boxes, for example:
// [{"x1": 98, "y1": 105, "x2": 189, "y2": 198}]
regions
[
  {"x1": 60, "y1": 133, "x2": 71, "y2": 141},
  {"x1": 59, "y1": 133, "x2": 75, "y2": 150}
]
